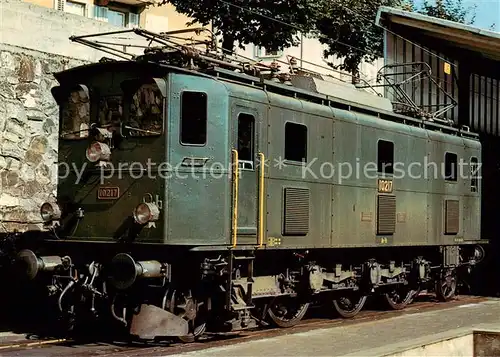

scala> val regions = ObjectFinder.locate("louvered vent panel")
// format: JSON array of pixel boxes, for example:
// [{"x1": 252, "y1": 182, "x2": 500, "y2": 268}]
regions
[
  {"x1": 283, "y1": 188, "x2": 309, "y2": 236},
  {"x1": 377, "y1": 195, "x2": 396, "y2": 234},
  {"x1": 445, "y1": 200, "x2": 460, "y2": 234}
]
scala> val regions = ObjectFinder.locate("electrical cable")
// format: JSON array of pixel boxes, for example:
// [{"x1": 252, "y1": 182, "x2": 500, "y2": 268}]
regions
[
  {"x1": 218, "y1": 0, "x2": 457, "y2": 66},
  {"x1": 218, "y1": 0, "x2": 384, "y2": 57},
  {"x1": 334, "y1": 2, "x2": 458, "y2": 67}
]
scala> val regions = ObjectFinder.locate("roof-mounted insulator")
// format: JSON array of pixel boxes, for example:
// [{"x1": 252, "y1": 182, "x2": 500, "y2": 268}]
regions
[
  {"x1": 180, "y1": 47, "x2": 200, "y2": 60},
  {"x1": 270, "y1": 60, "x2": 280, "y2": 72},
  {"x1": 289, "y1": 57, "x2": 298, "y2": 73},
  {"x1": 279, "y1": 73, "x2": 293, "y2": 86},
  {"x1": 269, "y1": 61, "x2": 281, "y2": 82}
]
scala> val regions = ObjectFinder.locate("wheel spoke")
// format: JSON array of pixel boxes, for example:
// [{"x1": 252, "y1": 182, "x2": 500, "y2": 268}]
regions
[
  {"x1": 267, "y1": 298, "x2": 309, "y2": 328},
  {"x1": 436, "y1": 270, "x2": 457, "y2": 302},
  {"x1": 382, "y1": 280, "x2": 420, "y2": 311},
  {"x1": 162, "y1": 289, "x2": 208, "y2": 343},
  {"x1": 333, "y1": 292, "x2": 367, "y2": 318}
]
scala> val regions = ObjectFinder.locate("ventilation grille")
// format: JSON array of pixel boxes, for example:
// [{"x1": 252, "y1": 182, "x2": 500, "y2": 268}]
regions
[
  {"x1": 283, "y1": 187, "x2": 309, "y2": 236},
  {"x1": 445, "y1": 200, "x2": 460, "y2": 234},
  {"x1": 377, "y1": 195, "x2": 396, "y2": 234}
]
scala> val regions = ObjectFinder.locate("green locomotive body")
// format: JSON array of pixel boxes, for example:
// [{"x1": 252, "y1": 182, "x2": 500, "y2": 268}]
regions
[
  {"x1": 11, "y1": 29, "x2": 486, "y2": 340},
  {"x1": 50, "y1": 61, "x2": 482, "y2": 249}
]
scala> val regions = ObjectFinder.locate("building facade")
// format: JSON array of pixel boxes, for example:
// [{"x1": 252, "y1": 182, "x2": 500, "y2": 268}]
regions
[
  {"x1": 22, "y1": 0, "x2": 191, "y2": 33},
  {"x1": 18, "y1": 0, "x2": 383, "y2": 81}
]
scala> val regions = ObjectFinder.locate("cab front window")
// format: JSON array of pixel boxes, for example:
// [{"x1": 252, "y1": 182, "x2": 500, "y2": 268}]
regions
[
  {"x1": 60, "y1": 85, "x2": 90, "y2": 140},
  {"x1": 127, "y1": 80, "x2": 164, "y2": 137},
  {"x1": 97, "y1": 95, "x2": 124, "y2": 138}
]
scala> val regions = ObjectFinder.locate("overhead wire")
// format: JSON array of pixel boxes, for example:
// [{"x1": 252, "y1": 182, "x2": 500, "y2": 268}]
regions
[
  {"x1": 217, "y1": 0, "x2": 384, "y2": 57},
  {"x1": 335, "y1": 2, "x2": 458, "y2": 67},
  {"x1": 218, "y1": 0, "x2": 456, "y2": 67}
]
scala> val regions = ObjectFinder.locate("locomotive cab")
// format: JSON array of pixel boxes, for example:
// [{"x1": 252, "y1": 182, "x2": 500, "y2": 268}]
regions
[{"x1": 44, "y1": 62, "x2": 231, "y2": 246}]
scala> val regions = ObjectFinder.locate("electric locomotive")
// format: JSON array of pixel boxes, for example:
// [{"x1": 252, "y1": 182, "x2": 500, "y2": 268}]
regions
[{"x1": 9, "y1": 28, "x2": 487, "y2": 341}]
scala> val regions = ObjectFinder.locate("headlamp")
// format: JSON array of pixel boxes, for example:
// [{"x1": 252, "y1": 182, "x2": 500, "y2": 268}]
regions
[
  {"x1": 40, "y1": 202, "x2": 62, "y2": 222},
  {"x1": 133, "y1": 202, "x2": 160, "y2": 225},
  {"x1": 86, "y1": 142, "x2": 111, "y2": 162}
]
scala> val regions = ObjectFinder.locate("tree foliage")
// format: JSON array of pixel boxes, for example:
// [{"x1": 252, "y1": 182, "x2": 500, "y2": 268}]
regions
[
  {"x1": 162, "y1": 0, "x2": 322, "y2": 53},
  {"x1": 162, "y1": 0, "x2": 478, "y2": 75},
  {"x1": 418, "y1": 0, "x2": 476, "y2": 24},
  {"x1": 314, "y1": 0, "x2": 476, "y2": 76},
  {"x1": 314, "y1": 0, "x2": 402, "y2": 77}
]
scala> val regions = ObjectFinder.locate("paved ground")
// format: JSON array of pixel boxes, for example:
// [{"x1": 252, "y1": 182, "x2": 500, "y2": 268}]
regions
[
  {"x1": 165, "y1": 298, "x2": 500, "y2": 357},
  {"x1": 0, "y1": 332, "x2": 29, "y2": 344},
  {"x1": 1, "y1": 297, "x2": 499, "y2": 356}
]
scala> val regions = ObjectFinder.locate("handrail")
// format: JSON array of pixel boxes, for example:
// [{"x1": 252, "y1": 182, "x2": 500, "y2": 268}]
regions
[
  {"x1": 257, "y1": 152, "x2": 265, "y2": 248},
  {"x1": 231, "y1": 149, "x2": 239, "y2": 248}
]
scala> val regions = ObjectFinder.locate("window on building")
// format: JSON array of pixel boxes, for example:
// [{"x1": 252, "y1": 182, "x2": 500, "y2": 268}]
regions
[
  {"x1": 377, "y1": 140, "x2": 394, "y2": 174},
  {"x1": 255, "y1": 46, "x2": 283, "y2": 58},
  {"x1": 470, "y1": 157, "x2": 478, "y2": 192},
  {"x1": 445, "y1": 152, "x2": 458, "y2": 181},
  {"x1": 64, "y1": 0, "x2": 86, "y2": 16},
  {"x1": 180, "y1": 91, "x2": 207, "y2": 145},
  {"x1": 237, "y1": 114, "x2": 255, "y2": 169},
  {"x1": 285, "y1": 122, "x2": 307, "y2": 162},
  {"x1": 108, "y1": 9, "x2": 126, "y2": 27},
  {"x1": 93, "y1": 5, "x2": 139, "y2": 28}
]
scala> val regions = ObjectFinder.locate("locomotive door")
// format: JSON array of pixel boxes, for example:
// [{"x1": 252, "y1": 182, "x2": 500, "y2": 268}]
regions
[
  {"x1": 166, "y1": 73, "x2": 231, "y2": 245},
  {"x1": 231, "y1": 104, "x2": 263, "y2": 246}
]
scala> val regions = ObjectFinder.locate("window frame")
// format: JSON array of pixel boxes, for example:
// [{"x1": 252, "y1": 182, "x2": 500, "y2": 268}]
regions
[
  {"x1": 64, "y1": 0, "x2": 87, "y2": 16},
  {"x1": 470, "y1": 156, "x2": 479, "y2": 192},
  {"x1": 444, "y1": 151, "x2": 458, "y2": 182},
  {"x1": 179, "y1": 90, "x2": 208, "y2": 147},
  {"x1": 236, "y1": 112, "x2": 256, "y2": 171},
  {"x1": 377, "y1": 139, "x2": 394, "y2": 175},
  {"x1": 93, "y1": 4, "x2": 140, "y2": 27},
  {"x1": 58, "y1": 83, "x2": 91, "y2": 141},
  {"x1": 284, "y1": 121, "x2": 308, "y2": 164},
  {"x1": 255, "y1": 46, "x2": 283, "y2": 58}
]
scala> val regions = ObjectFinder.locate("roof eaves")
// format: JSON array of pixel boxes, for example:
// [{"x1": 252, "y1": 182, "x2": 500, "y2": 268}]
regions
[{"x1": 376, "y1": 6, "x2": 500, "y2": 41}]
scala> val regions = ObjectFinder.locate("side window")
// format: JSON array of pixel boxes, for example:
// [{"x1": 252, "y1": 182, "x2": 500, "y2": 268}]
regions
[
  {"x1": 60, "y1": 84, "x2": 90, "y2": 140},
  {"x1": 128, "y1": 81, "x2": 163, "y2": 136},
  {"x1": 180, "y1": 91, "x2": 207, "y2": 145},
  {"x1": 237, "y1": 113, "x2": 255, "y2": 170},
  {"x1": 377, "y1": 140, "x2": 394, "y2": 174},
  {"x1": 285, "y1": 122, "x2": 307, "y2": 162},
  {"x1": 470, "y1": 157, "x2": 478, "y2": 192},
  {"x1": 445, "y1": 152, "x2": 458, "y2": 181}
]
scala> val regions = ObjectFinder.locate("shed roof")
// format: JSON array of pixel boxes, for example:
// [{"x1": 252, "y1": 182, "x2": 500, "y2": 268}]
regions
[{"x1": 376, "y1": 6, "x2": 500, "y2": 62}]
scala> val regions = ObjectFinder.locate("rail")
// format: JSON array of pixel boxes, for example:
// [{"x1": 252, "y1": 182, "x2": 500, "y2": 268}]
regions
[{"x1": 0, "y1": 338, "x2": 67, "y2": 350}]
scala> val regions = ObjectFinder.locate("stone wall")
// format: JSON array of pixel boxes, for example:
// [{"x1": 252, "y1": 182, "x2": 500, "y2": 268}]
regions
[
  {"x1": 1, "y1": 0, "x2": 132, "y2": 62},
  {"x1": 0, "y1": 0, "x2": 129, "y2": 233},
  {"x1": 0, "y1": 44, "x2": 89, "y2": 233}
]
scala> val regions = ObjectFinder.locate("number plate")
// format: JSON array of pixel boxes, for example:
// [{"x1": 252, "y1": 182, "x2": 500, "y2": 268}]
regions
[
  {"x1": 97, "y1": 186, "x2": 120, "y2": 200},
  {"x1": 378, "y1": 179, "x2": 393, "y2": 193}
]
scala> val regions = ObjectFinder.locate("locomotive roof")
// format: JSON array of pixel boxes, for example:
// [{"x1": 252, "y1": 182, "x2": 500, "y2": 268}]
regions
[
  {"x1": 53, "y1": 60, "x2": 189, "y2": 84},
  {"x1": 56, "y1": 28, "x2": 480, "y2": 141}
]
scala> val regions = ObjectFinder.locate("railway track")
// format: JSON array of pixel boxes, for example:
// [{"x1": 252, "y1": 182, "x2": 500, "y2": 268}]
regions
[{"x1": 0, "y1": 294, "x2": 488, "y2": 356}]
